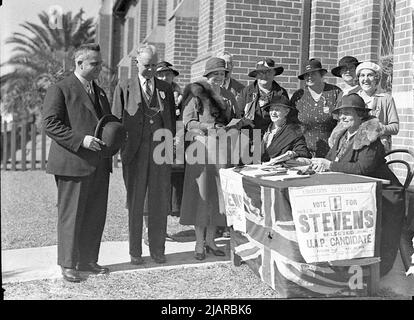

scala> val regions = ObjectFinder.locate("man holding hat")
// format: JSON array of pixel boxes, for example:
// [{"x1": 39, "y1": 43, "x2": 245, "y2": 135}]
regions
[
  {"x1": 112, "y1": 44, "x2": 175, "y2": 265},
  {"x1": 237, "y1": 58, "x2": 289, "y2": 137},
  {"x1": 42, "y1": 43, "x2": 114, "y2": 282}
]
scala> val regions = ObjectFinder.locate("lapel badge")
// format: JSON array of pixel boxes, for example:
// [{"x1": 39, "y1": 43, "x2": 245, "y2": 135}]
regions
[{"x1": 159, "y1": 91, "x2": 165, "y2": 99}]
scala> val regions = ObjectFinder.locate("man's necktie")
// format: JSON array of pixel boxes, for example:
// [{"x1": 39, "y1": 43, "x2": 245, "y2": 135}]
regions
[
  {"x1": 86, "y1": 82, "x2": 95, "y2": 103},
  {"x1": 144, "y1": 79, "x2": 152, "y2": 101},
  {"x1": 87, "y1": 81, "x2": 103, "y2": 119}
]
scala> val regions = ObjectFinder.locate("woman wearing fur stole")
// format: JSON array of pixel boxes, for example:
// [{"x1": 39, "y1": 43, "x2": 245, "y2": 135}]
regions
[
  {"x1": 179, "y1": 58, "x2": 249, "y2": 260},
  {"x1": 311, "y1": 93, "x2": 404, "y2": 276}
]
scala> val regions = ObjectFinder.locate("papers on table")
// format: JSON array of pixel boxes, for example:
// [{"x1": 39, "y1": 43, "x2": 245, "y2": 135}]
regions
[{"x1": 233, "y1": 164, "x2": 310, "y2": 181}]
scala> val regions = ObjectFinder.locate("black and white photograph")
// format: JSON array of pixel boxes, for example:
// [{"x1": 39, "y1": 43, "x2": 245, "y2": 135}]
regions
[{"x1": 1, "y1": 0, "x2": 413, "y2": 305}]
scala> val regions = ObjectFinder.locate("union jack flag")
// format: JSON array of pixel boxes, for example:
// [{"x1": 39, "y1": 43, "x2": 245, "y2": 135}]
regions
[{"x1": 231, "y1": 176, "x2": 376, "y2": 298}]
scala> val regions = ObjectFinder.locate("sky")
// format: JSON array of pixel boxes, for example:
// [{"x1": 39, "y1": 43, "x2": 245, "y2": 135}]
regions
[{"x1": 0, "y1": 0, "x2": 102, "y2": 75}]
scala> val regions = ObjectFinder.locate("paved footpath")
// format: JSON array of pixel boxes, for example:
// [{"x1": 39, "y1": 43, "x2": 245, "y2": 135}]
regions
[{"x1": 2, "y1": 239, "x2": 413, "y2": 298}]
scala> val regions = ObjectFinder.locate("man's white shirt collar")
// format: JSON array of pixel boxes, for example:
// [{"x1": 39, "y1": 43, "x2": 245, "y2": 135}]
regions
[
  {"x1": 74, "y1": 71, "x2": 92, "y2": 91},
  {"x1": 138, "y1": 74, "x2": 154, "y2": 92}
]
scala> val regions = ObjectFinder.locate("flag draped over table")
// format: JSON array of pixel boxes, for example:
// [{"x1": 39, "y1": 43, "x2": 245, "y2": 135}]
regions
[{"x1": 221, "y1": 171, "x2": 374, "y2": 298}]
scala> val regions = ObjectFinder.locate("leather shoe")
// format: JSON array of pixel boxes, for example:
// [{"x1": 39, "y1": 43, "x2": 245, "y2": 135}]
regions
[
  {"x1": 151, "y1": 253, "x2": 166, "y2": 264},
  {"x1": 76, "y1": 262, "x2": 109, "y2": 274},
  {"x1": 205, "y1": 245, "x2": 225, "y2": 256},
  {"x1": 194, "y1": 251, "x2": 206, "y2": 261},
  {"x1": 61, "y1": 267, "x2": 82, "y2": 283},
  {"x1": 130, "y1": 256, "x2": 144, "y2": 265}
]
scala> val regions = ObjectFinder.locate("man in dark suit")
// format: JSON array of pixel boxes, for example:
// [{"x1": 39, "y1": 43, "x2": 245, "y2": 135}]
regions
[
  {"x1": 112, "y1": 44, "x2": 175, "y2": 265},
  {"x1": 43, "y1": 44, "x2": 112, "y2": 282},
  {"x1": 217, "y1": 51, "x2": 245, "y2": 101}
]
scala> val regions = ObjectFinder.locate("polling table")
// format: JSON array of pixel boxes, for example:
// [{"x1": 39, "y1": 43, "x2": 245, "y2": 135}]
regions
[{"x1": 219, "y1": 166, "x2": 385, "y2": 298}]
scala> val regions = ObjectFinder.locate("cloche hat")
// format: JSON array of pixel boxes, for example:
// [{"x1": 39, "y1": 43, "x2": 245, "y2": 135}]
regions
[
  {"x1": 331, "y1": 56, "x2": 361, "y2": 77},
  {"x1": 331, "y1": 93, "x2": 368, "y2": 115},
  {"x1": 355, "y1": 61, "x2": 382, "y2": 76},
  {"x1": 203, "y1": 57, "x2": 228, "y2": 77},
  {"x1": 156, "y1": 61, "x2": 179, "y2": 76},
  {"x1": 298, "y1": 58, "x2": 327, "y2": 80}
]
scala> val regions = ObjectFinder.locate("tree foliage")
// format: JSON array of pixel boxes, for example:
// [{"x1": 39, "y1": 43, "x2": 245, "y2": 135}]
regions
[{"x1": 0, "y1": 9, "x2": 96, "y2": 124}]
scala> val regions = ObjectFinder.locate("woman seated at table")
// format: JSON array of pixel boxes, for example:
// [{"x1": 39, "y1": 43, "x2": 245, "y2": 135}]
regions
[
  {"x1": 311, "y1": 93, "x2": 404, "y2": 276},
  {"x1": 261, "y1": 95, "x2": 311, "y2": 165}
]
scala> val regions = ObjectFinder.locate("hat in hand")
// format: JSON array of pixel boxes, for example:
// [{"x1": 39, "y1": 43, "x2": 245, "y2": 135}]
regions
[
  {"x1": 248, "y1": 58, "x2": 284, "y2": 77},
  {"x1": 94, "y1": 114, "x2": 127, "y2": 157}
]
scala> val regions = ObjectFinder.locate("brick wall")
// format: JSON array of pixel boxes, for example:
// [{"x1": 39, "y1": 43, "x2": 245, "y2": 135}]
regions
[
  {"x1": 308, "y1": 0, "x2": 340, "y2": 85},
  {"x1": 165, "y1": 16, "x2": 199, "y2": 88},
  {"x1": 126, "y1": 17, "x2": 135, "y2": 53},
  {"x1": 337, "y1": 0, "x2": 381, "y2": 63},
  {"x1": 158, "y1": 0, "x2": 167, "y2": 26},
  {"x1": 150, "y1": 41, "x2": 165, "y2": 62},
  {"x1": 390, "y1": 0, "x2": 414, "y2": 186},
  {"x1": 198, "y1": 0, "x2": 304, "y2": 96},
  {"x1": 190, "y1": 0, "x2": 214, "y2": 81},
  {"x1": 138, "y1": 0, "x2": 148, "y2": 43}
]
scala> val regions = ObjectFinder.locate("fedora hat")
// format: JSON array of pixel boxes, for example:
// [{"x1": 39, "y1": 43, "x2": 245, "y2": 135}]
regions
[
  {"x1": 156, "y1": 61, "x2": 179, "y2": 76},
  {"x1": 248, "y1": 58, "x2": 284, "y2": 77},
  {"x1": 203, "y1": 57, "x2": 228, "y2": 77},
  {"x1": 261, "y1": 95, "x2": 296, "y2": 111},
  {"x1": 94, "y1": 114, "x2": 127, "y2": 157},
  {"x1": 331, "y1": 56, "x2": 361, "y2": 77},
  {"x1": 331, "y1": 93, "x2": 368, "y2": 115},
  {"x1": 298, "y1": 58, "x2": 327, "y2": 80}
]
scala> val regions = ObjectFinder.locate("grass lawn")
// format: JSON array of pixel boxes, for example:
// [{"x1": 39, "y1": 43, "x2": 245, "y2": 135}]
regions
[
  {"x1": 1, "y1": 168, "x2": 192, "y2": 249},
  {"x1": 1, "y1": 169, "x2": 408, "y2": 300}
]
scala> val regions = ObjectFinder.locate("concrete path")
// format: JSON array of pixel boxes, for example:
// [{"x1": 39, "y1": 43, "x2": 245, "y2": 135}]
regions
[
  {"x1": 2, "y1": 239, "x2": 413, "y2": 298},
  {"x1": 2, "y1": 239, "x2": 230, "y2": 284}
]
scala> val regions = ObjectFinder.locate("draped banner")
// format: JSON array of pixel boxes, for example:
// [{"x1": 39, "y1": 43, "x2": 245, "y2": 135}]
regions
[
  {"x1": 288, "y1": 183, "x2": 377, "y2": 263},
  {"x1": 220, "y1": 169, "x2": 379, "y2": 298}
]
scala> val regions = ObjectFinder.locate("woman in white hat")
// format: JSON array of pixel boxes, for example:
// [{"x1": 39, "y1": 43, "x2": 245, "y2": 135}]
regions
[{"x1": 356, "y1": 61, "x2": 399, "y2": 152}]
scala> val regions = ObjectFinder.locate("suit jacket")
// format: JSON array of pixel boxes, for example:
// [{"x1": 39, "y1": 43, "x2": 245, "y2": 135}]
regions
[
  {"x1": 226, "y1": 77, "x2": 245, "y2": 101},
  {"x1": 112, "y1": 77, "x2": 175, "y2": 165},
  {"x1": 43, "y1": 73, "x2": 112, "y2": 177}
]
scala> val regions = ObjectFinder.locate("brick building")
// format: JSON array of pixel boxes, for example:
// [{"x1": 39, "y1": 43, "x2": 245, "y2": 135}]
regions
[{"x1": 97, "y1": 0, "x2": 413, "y2": 186}]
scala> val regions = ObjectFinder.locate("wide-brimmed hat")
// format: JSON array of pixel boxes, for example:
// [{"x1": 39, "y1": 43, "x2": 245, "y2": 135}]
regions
[
  {"x1": 355, "y1": 61, "x2": 381, "y2": 76},
  {"x1": 94, "y1": 114, "x2": 127, "y2": 157},
  {"x1": 261, "y1": 95, "x2": 297, "y2": 111},
  {"x1": 331, "y1": 56, "x2": 361, "y2": 77},
  {"x1": 156, "y1": 61, "x2": 179, "y2": 76},
  {"x1": 203, "y1": 57, "x2": 228, "y2": 77},
  {"x1": 298, "y1": 58, "x2": 327, "y2": 80},
  {"x1": 248, "y1": 58, "x2": 284, "y2": 77},
  {"x1": 331, "y1": 93, "x2": 368, "y2": 115}
]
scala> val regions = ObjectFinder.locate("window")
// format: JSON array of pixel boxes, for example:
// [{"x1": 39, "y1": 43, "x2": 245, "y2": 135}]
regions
[{"x1": 379, "y1": 0, "x2": 396, "y2": 92}]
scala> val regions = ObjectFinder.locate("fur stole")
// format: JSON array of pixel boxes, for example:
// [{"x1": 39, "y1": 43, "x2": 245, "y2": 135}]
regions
[
  {"x1": 181, "y1": 81, "x2": 229, "y2": 124},
  {"x1": 328, "y1": 117, "x2": 385, "y2": 150}
]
